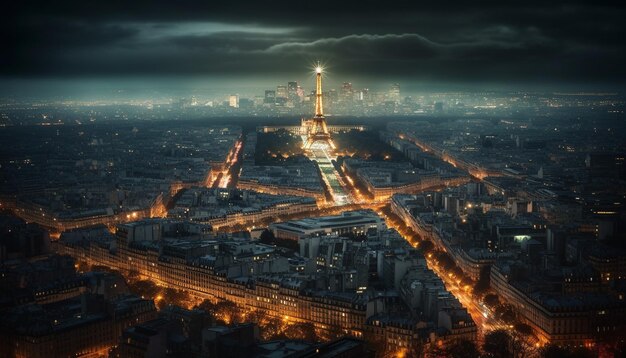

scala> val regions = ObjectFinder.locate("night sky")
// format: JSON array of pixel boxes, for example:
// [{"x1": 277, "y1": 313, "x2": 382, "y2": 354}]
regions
[{"x1": 2, "y1": 1, "x2": 626, "y2": 92}]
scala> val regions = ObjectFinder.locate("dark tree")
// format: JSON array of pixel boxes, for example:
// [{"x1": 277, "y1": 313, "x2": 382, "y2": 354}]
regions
[
  {"x1": 418, "y1": 240, "x2": 434, "y2": 254},
  {"x1": 494, "y1": 304, "x2": 517, "y2": 323},
  {"x1": 285, "y1": 322, "x2": 317, "y2": 342},
  {"x1": 196, "y1": 299, "x2": 216, "y2": 315},
  {"x1": 160, "y1": 287, "x2": 191, "y2": 309},
  {"x1": 255, "y1": 130, "x2": 305, "y2": 165},
  {"x1": 483, "y1": 330, "x2": 512, "y2": 358},
  {"x1": 514, "y1": 323, "x2": 533, "y2": 336},
  {"x1": 261, "y1": 317, "x2": 284, "y2": 340},
  {"x1": 333, "y1": 131, "x2": 404, "y2": 162},
  {"x1": 127, "y1": 279, "x2": 159, "y2": 299},
  {"x1": 473, "y1": 266, "x2": 491, "y2": 296},
  {"x1": 211, "y1": 299, "x2": 240, "y2": 324},
  {"x1": 484, "y1": 328, "x2": 538, "y2": 358},
  {"x1": 259, "y1": 229, "x2": 275, "y2": 244},
  {"x1": 483, "y1": 293, "x2": 500, "y2": 308},
  {"x1": 445, "y1": 339, "x2": 481, "y2": 358}
]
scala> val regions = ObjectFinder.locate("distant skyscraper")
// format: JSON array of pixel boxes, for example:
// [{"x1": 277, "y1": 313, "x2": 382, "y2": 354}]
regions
[
  {"x1": 296, "y1": 86, "x2": 305, "y2": 101},
  {"x1": 276, "y1": 85, "x2": 288, "y2": 99},
  {"x1": 327, "y1": 89, "x2": 338, "y2": 105},
  {"x1": 287, "y1": 81, "x2": 298, "y2": 102},
  {"x1": 357, "y1": 88, "x2": 369, "y2": 102},
  {"x1": 264, "y1": 90, "x2": 276, "y2": 104},
  {"x1": 340, "y1": 82, "x2": 353, "y2": 102},
  {"x1": 229, "y1": 94, "x2": 239, "y2": 108},
  {"x1": 389, "y1": 83, "x2": 400, "y2": 102},
  {"x1": 253, "y1": 96, "x2": 264, "y2": 106}
]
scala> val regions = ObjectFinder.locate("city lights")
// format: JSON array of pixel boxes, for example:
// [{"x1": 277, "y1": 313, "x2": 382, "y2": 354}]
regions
[{"x1": 2, "y1": 3, "x2": 625, "y2": 355}]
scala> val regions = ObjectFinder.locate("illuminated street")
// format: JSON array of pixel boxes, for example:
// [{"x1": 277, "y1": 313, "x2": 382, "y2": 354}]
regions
[
  {"x1": 218, "y1": 139, "x2": 243, "y2": 188},
  {"x1": 307, "y1": 143, "x2": 352, "y2": 205}
]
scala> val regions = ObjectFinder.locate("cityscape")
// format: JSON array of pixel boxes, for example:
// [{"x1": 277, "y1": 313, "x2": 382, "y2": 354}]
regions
[{"x1": 2, "y1": 2, "x2": 626, "y2": 358}]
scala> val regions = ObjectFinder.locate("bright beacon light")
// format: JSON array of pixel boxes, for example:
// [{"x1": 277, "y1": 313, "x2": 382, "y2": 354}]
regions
[{"x1": 315, "y1": 66, "x2": 322, "y2": 74}]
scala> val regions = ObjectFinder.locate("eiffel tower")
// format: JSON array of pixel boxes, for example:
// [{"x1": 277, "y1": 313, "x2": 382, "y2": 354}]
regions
[{"x1": 303, "y1": 65, "x2": 335, "y2": 150}]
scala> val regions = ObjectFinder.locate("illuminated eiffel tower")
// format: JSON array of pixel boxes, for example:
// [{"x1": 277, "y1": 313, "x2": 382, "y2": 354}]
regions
[{"x1": 303, "y1": 65, "x2": 335, "y2": 150}]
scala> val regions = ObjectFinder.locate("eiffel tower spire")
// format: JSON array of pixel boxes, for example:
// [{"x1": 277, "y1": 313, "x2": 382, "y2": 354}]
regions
[{"x1": 315, "y1": 65, "x2": 323, "y2": 117}]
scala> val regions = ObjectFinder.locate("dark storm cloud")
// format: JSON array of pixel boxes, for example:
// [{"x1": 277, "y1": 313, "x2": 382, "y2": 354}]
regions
[
  {"x1": 2, "y1": 0, "x2": 625, "y2": 86},
  {"x1": 169, "y1": 32, "x2": 295, "y2": 52},
  {"x1": 266, "y1": 29, "x2": 557, "y2": 62},
  {"x1": 267, "y1": 34, "x2": 441, "y2": 60},
  {"x1": 262, "y1": 31, "x2": 568, "y2": 82}
]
